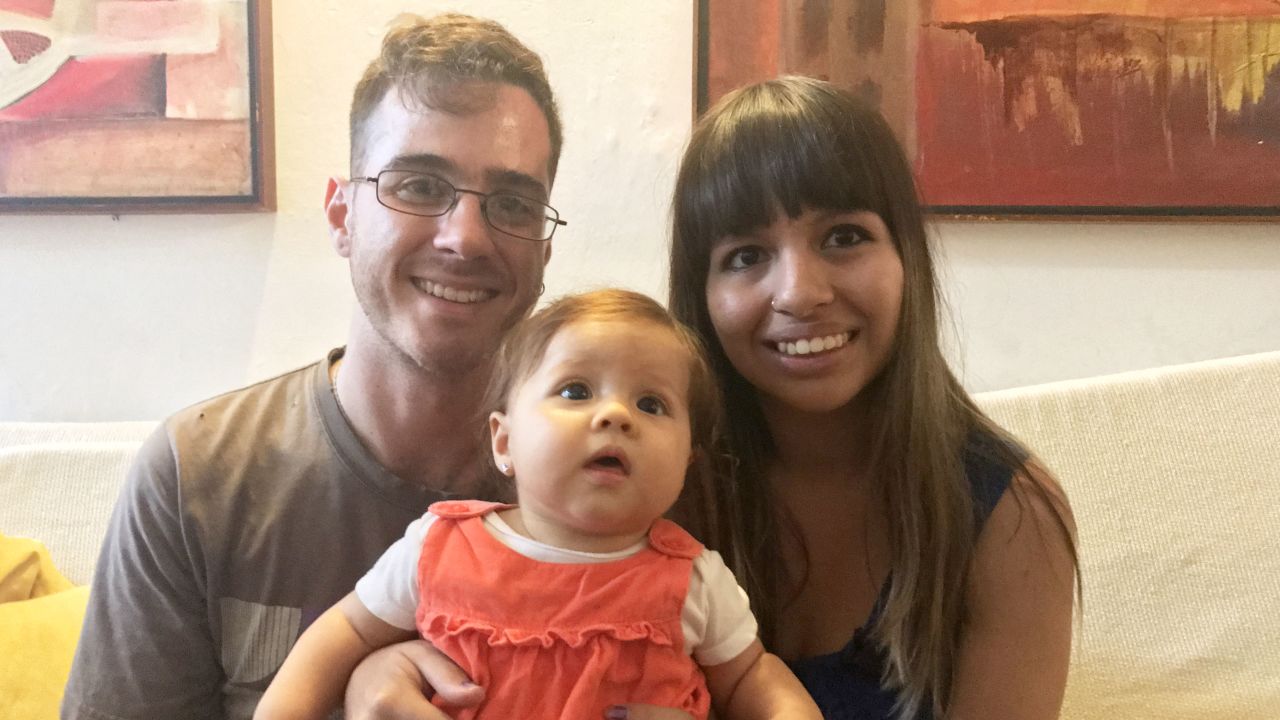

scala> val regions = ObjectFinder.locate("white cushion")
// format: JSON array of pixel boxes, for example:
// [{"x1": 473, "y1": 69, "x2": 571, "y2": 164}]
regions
[
  {"x1": 976, "y1": 351, "x2": 1280, "y2": 720},
  {"x1": 0, "y1": 421, "x2": 154, "y2": 450},
  {"x1": 0, "y1": 441, "x2": 145, "y2": 586}
]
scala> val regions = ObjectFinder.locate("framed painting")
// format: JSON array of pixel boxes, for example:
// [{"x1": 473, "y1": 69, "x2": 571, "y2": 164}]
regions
[
  {"x1": 698, "y1": 0, "x2": 1280, "y2": 218},
  {"x1": 0, "y1": 0, "x2": 274, "y2": 213}
]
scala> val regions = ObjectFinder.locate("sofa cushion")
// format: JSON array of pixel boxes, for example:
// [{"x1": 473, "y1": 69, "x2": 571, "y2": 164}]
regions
[
  {"x1": 976, "y1": 351, "x2": 1280, "y2": 720},
  {"x1": 0, "y1": 421, "x2": 155, "y2": 450},
  {"x1": 0, "y1": 534, "x2": 74, "y2": 603},
  {"x1": 0, "y1": 534, "x2": 88, "y2": 720},
  {"x1": 0, "y1": 441, "x2": 145, "y2": 586},
  {"x1": 0, "y1": 585, "x2": 90, "y2": 720}
]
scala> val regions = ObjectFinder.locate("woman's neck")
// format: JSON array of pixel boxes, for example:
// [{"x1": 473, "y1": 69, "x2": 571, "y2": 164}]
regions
[{"x1": 759, "y1": 395, "x2": 873, "y2": 488}]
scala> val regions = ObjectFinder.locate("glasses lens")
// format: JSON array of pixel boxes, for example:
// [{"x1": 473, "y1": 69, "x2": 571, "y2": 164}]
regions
[
  {"x1": 377, "y1": 171, "x2": 455, "y2": 215},
  {"x1": 486, "y1": 193, "x2": 557, "y2": 241}
]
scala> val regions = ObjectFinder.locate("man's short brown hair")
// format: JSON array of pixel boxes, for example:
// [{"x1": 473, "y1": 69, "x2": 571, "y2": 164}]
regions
[{"x1": 349, "y1": 13, "x2": 562, "y2": 181}]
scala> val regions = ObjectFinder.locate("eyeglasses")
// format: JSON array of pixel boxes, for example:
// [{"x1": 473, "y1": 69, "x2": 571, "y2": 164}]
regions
[{"x1": 355, "y1": 170, "x2": 566, "y2": 242}]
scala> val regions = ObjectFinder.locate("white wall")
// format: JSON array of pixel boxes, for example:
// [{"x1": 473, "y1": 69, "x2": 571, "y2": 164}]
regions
[
  {"x1": 1, "y1": 1, "x2": 1277, "y2": 422},
  {"x1": 938, "y1": 220, "x2": 1280, "y2": 390}
]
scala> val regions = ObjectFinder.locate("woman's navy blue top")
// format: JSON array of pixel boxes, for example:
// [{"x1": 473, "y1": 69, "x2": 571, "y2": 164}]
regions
[{"x1": 786, "y1": 436, "x2": 1014, "y2": 719}]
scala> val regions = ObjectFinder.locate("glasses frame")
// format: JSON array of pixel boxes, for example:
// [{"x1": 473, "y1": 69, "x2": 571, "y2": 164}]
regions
[{"x1": 354, "y1": 170, "x2": 566, "y2": 242}]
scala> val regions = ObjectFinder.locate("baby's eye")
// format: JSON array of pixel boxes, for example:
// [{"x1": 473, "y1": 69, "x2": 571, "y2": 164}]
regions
[
  {"x1": 636, "y1": 395, "x2": 668, "y2": 416},
  {"x1": 558, "y1": 382, "x2": 590, "y2": 401}
]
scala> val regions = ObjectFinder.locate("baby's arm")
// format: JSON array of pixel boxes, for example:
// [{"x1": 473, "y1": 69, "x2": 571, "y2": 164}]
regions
[
  {"x1": 688, "y1": 547, "x2": 820, "y2": 719},
  {"x1": 704, "y1": 640, "x2": 821, "y2": 719},
  {"x1": 254, "y1": 592, "x2": 416, "y2": 720}
]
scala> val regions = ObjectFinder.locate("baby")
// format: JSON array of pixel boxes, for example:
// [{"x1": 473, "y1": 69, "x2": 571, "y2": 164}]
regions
[{"x1": 256, "y1": 288, "x2": 819, "y2": 719}]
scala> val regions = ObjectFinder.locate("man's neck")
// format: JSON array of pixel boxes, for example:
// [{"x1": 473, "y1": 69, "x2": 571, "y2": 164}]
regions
[{"x1": 333, "y1": 341, "x2": 492, "y2": 495}]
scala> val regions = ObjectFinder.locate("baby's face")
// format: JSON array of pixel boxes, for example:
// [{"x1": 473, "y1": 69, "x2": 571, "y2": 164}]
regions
[{"x1": 490, "y1": 319, "x2": 694, "y2": 552}]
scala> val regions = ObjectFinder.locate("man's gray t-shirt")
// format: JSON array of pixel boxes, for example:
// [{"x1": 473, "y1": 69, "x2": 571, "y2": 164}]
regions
[{"x1": 63, "y1": 349, "x2": 456, "y2": 720}]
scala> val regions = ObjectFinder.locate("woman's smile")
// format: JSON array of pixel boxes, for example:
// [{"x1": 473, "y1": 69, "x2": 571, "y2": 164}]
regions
[{"x1": 768, "y1": 330, "x2": 854, "y2": 357}]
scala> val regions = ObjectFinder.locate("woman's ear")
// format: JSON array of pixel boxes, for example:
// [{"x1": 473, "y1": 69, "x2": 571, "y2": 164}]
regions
[{"x1": 489, "y1": 411, "x2": 514, "y2": 476}]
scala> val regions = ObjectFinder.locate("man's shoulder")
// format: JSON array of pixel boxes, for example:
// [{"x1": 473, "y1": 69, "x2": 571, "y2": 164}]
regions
[
  {"x1": 157, "y1": 354, "x2": 335, "y2": 477},
  {"x1": 168, "y1": 356, "x2": 325, "y2": 432}
]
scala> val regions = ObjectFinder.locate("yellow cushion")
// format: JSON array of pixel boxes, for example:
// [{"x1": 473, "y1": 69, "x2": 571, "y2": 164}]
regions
[
  {"x1": 0, "y1": 534, "x2": 74, "y2": 603},
  {"x1": 0, "y1": 535, "x2": 88, "y2": 720},
  {"x1": 0, "y1": 586, "x2": 90, "y2": 720}
]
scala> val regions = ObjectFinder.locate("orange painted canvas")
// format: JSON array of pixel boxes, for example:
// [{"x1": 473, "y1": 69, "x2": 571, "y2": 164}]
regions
[
  {"x1": 699, "y1": 0, "x2": 1280, "y2": 216},
  {"x1": 0, "y1": 0, "x2": 273, "y2": 212}
]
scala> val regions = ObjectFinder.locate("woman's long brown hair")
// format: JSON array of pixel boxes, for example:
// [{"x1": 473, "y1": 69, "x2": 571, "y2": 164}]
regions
[{"x1": 668, "y1": 77, "x2": 1080, "y2": 719}]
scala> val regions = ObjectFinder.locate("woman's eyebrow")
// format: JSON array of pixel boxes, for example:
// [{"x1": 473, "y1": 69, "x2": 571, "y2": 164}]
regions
[{"x1": 711, "y1": 227, "x2": 763, "y2": 244}]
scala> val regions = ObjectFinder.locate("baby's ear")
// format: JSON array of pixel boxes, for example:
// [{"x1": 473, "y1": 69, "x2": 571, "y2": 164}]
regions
[{"x1": 489, "y1": 411, "x2": 513, "y2": 476}]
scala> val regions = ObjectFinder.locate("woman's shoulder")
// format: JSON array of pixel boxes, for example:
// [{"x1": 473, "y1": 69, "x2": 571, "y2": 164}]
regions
[
  {"x1": 952, "y1": 445, "x2": 1078, "y2": 719},
  {"x1": 961, "y1": 429, "x2": 1022, "y2": 527},
  {"x1": 964, "y1": 427, "x2": 1074, "y2": 534}
]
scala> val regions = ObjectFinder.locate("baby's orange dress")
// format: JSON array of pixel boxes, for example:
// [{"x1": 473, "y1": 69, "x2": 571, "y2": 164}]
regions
[{"x1": 416, "y1": 500, "x2": 712, "y2": 719}]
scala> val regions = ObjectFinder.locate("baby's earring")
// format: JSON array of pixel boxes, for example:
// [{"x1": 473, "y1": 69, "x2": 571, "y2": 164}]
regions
[{"x1": 499, "y1": 462, "x2": 513, "y2": 476}]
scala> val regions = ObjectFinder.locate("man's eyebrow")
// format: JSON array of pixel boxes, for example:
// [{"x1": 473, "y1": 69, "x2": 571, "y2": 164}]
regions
[
  {"x1": 484, "y1": 168, "x2": 548, "y2": 201},
  {"x1": 382, "y1": 153, "x2": 456, "y2": 174}
]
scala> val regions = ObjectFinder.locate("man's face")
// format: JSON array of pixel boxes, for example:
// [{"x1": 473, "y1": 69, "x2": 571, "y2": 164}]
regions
[{"x1": 328, "y1": 83, "x2": 554, "y2": 376}]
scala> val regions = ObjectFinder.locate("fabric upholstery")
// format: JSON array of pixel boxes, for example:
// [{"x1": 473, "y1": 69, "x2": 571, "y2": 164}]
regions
[
  {"x1": 0, "y1": 440, "x2": 147, "y2": 585},
  {"x1": 976, "y1": 351, "x2": 1280, "y2": 720}
]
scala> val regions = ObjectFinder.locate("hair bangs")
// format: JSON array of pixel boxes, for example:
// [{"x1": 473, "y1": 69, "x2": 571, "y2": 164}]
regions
[{"x1": 680, "y1": 80, "x2": 890, "y2": 245}]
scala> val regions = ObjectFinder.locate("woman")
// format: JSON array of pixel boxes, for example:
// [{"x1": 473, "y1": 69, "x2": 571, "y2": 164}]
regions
[{"x1": 668, "y1": 76, "x2": 1080, "y2": 719}]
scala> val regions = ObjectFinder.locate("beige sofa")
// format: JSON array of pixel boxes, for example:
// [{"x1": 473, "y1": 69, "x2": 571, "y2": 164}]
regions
[{"x1": 1, "y1": 351, "x2": 1277, "y2": 719}]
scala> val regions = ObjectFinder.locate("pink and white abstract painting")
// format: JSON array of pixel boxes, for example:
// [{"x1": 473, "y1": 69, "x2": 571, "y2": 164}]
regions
[{"x1": 0, "y1": 0, "x2": 272, "y2": 211}]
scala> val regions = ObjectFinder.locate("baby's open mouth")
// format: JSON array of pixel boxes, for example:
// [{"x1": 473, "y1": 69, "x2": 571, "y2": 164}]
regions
[{"x1": 585, "y1": 448, "x2": 631, "y2": 475}]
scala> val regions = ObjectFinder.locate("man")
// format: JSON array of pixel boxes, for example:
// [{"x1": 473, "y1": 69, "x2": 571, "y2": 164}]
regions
[{"x1": 63, "y1": 13, "x2": 562, "y2": 719}]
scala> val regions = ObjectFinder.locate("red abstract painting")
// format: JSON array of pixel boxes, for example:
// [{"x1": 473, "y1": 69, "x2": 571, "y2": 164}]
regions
[
  {"x1": 700, "y1": 0, "x2": 1280, "y2": 216},
  {"x1": 0, "y1": 0, "x2": 273, "y2": 212}
]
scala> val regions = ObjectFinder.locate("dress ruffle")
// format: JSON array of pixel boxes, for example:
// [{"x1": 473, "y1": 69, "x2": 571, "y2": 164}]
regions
[{"x1": 418, "y1": 610, "x2": 678, "y2": 650}]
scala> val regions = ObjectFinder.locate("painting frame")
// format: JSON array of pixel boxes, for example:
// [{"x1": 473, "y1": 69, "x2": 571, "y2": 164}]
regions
[
  {"x1": 695, "y1": 0, "x2": 1280, "y2": 221},
  {"x1": 0, "y1": 0, "x2": 275, "y2": 214}
]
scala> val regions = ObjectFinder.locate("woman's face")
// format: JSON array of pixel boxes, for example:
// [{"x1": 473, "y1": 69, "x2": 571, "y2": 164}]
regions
[{"x1": 705, "y1": 207, "x2": 904, "y2": 416}]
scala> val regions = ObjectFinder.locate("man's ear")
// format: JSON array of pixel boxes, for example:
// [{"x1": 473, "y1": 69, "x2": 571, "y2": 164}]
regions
[
  {"x1": 542, "y1": 239, "x2": 553, "y2": 265},
  {"x1": 325, "y1": 177, "x2": 353, "y2": 258},
  {"x1": 489, "y1": 411, "x2": 512, "y2": 475}
]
